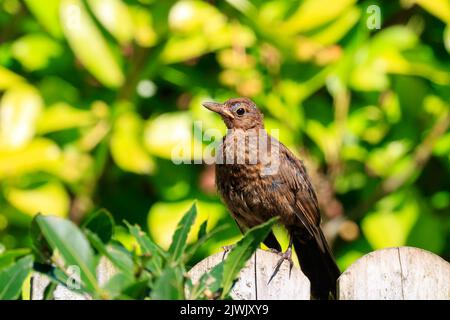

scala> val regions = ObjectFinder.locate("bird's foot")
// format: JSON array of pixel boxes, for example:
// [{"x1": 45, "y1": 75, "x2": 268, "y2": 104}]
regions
[
  {"x1": 221, "y1": 244, "x2": 235, "y2": 260},
  {"x1": 268, "y1": 247, "x2": 294, "y2": 284}
]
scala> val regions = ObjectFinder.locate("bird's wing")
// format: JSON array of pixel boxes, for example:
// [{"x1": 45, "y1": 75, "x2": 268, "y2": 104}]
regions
[{"x1": 270, "y1": 141, "x2": 322, "y2": 240}]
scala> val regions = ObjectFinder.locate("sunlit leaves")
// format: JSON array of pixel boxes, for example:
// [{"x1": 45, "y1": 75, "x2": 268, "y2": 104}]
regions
[
  {"x1": 110, "y1": 111, "x2": 155, "y2": 174},
  {"x1": 1, "y1": 0, "x2": 449, "y2": 294},
  {"x1": 310, "y1": 7, "x2": 361, "y2": 45},
  {"x1": 434, "y1": 132, "x2": 450, "y2": 157},
  {"x1": 4, "y1": 181, "x2": 70, "y2": 218},
  {"x1": 87, "y1": 0, "x2": 134, "y2": 45},
  {"x1": 147, "y1": 200, "x2": 225, "y2": 250},
  {"x1": 0, "y1": 67, "x2": 25, "y2": 90},
  {"x1": 144, "y1": 111, "x2": 203, "y2": 162},
  {"x1": 36, "y1": 102, "x2": 95, "y2": 134},
  {"x1": 361, "y1": 191, "x2": 446, "y2": 253},
  {"x1": 444, "y1": 25, "x2": 450, "y2": 53},
  {"x1": 282, "y1": 0, "x2": 356, "y2": 34},
  {"x1": 169, "y1": 0, "x2": 225, "y2": 34},
  {"x1": 366, "y1": 141, "x2": 412, "y2": 178},
  {"x1": 60, "y1": 0, "x2": 124, "y2": 88},
  {"x1": 0, "y1": 84, "x2": 43, "y2": 150},
  {"x1": 163, "y1": 0, "x2": 254, "y2": 63},
  {"x1": 11, "y1": 34, "x2": 63, "y2": 71},
  {"x1": 414, "y1": 0, "x2": 450, "y2": 23},
  {"x1": 129, "y1": 6, "x2": 158, "y2": 47},
  {"x1": 349, "y1": 25, "x2": 450, "y2": 90},
  {"x1": 23, "y1": 0, "x2": 63, "y2": 38},
  {"x1": 0, "y1": 138, "x2": 60, "y2": 179}
]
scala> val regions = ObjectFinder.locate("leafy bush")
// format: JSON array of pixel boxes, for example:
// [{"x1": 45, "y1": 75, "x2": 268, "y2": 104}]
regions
[
  {"x1": 0, "y1": 0, "x2": 449, "y2": 294},
  {"x1": 0, "y1": 202, "x2": 277, "y2": 300}
]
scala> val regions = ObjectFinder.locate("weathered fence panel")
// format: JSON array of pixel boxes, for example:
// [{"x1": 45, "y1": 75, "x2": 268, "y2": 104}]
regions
[
  {"x1": 31, "y1": 257, "x2": 116, "y2": 300},
  {"x1": 30, "y1": 246, "x2": 450, "y2": 300},
  {"x1": 188, "y1": 249, "x2": 311, "y2": 300},
  {"x1": 338, "y1": 247, "x2": 450, "y2": 300}
]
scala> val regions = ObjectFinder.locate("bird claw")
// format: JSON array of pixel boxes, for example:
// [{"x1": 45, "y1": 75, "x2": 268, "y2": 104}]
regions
[
  {"x1": 221, "y1": 245, "x2": 235, "y2": 260},
  {"x1": 267, "y1": 247, "x2": 294, "y2": 284}
]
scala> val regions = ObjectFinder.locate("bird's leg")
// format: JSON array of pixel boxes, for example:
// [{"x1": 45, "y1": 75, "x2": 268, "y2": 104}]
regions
[
  {"x1": 268, "y1": 237, "x2": 294, "y2": 284},
  {"x1": 221, "y1": 244, "x2": 235, "y2": 260}
]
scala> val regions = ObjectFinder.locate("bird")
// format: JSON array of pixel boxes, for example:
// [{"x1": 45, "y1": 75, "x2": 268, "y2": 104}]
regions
[{"x1": 203, "y1": 97, "x2": 341, "y2": 300}]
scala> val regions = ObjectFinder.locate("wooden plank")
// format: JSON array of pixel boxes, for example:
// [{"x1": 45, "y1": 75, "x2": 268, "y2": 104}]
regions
[
  {"x1": 338, "y1": 247, "x2": 450, "y2": 300},
  {"x1": 188, "y1": 249, "x2": 310, "y2": 300},
  {"x1": 255, "y1": 249, "x2": 310, "y2": 300},
  {"x1": 338, "y1": 247, "x2": 403, "y2": 300},
  {"x1": 30, "y1": 257, "x2": 116, "y2": 300},
  {"x1": 398, "y1": 247, "x2": 450, "y2": 300},
  {"x1": 188, "y1": 250, "x2": 256, "y2": 300}
]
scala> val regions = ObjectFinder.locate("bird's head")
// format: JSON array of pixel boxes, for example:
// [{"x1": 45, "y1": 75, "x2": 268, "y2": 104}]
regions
[{"x1": 202, "y1": 97, "x2": 264, "y2": 130}]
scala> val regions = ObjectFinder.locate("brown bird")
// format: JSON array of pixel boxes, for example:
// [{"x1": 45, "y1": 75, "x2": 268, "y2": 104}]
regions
[{"x1": 203, "y1": 97, "x2": 341, "y2": 299}]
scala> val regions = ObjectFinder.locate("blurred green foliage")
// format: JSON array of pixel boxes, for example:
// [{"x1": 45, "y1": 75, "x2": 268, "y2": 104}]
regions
[{"x1": 0, "y1": 0, "x2": 449, "y2": 276}]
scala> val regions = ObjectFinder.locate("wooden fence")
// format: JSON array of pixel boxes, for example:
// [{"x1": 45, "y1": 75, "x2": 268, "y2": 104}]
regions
[{"x1": 30, "y1": 246, "x2": 450, "y2": 300}]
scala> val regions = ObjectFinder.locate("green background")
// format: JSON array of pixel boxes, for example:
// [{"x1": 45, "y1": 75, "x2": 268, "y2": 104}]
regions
[{"x1": 0, "y1": 0, "x2": 449, "y2": 270}]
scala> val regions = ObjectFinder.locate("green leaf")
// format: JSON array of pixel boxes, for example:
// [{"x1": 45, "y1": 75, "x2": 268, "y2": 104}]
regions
[
  {"x1": 0, "y1": 249, "x2": 31, "y2": 270},
  {"x1": 0, "y1": 66, "x2": 25, "y2": 90},
  {"x1": 414, "y1": 0, "x2": 450, "y2": 23},
  {"x1": 11, "y1": 34, "x2": 63, "y2": 71},
  {"x1": 87, "y1": 0, "x2": 134, "y2": 44},
  {"x1": 82, "y1": 209, "x2": 115, "y2": 243},
  {"x1": 151, "y1": 266, "x2": 185, "y2": 300},
  {"x1": 0, "y1": 138, "x2": 61, "y2": 179},
  {"x1": 127, "y1": 222, "x2": 167, "y2": 276},
  {"x1": 110, "y1": 111, "x2": 155, "y2": 174},
  {"x1": 116, "y1": 278, "x2": 150, "y2": 300},
  {"x1": 36, "y1": 102, "x2": 95, "y2": 134},
  {"x1": 0, "y1": 84, "x2": 43, "y2": 150},
  {"x1": 445, "y1": 24, "x2": 450, "y2": 53},
  {"x1": 43, "y1": 282, "x2": 58, "y2": 300},
  {"x1": 281, "y1": 0, "x2": 356, "y2": 33},
  {"x1": 197, "y1": 220, "x2": 208, "y2": 240},
  {"x1": 168, "y1": 202, "x2": 197, "y2": 263},
  {"x1": 23, "y1": 0, "x2": 63, "y2": 38},
  {"x1": 127, "y1": 222, "x2": 167, "y2": 258},
  {"x1": 220, "y1": 217, "x2": 278, "y2": 298},
  {"x1": 60, "y1": 0, "x2": 124, "y2": 88},
  {"x1": 189, "y1": 262, "x2": 224, "y2": 300},
  {"x1": 33, "y1": 215, "x2": 100, "y2": 295},
  {"x1": 102, "y1": 272, "x2": 134, "y2": 299},
  {"x1": 5, "y1": 181, "x2": 70, "y2": 219},
  {"x1": 85, "y1": 230, "x2": 133, "y2": 278},
  {"x1": 184, "y1": 224, "x2": 227, "y2": 261},
  {"x1": 0, "y1": 255, "x2": 34, "y2": 300},
  {"x1": 31, "y1": 217, "x2": 53, "y2": 263}
]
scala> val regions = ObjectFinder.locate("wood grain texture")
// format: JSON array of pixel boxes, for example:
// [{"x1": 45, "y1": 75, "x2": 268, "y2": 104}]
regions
[
  {"x1": 30, "y1": 246, "x2": 449, "y2": 300},
  {"x1": 338, "y1": 246, "x2": 450, "y2": 300},
  {"x1": 30, "y1": 257, "x2": 116, "y2": 300},
  {"x1": 188, "y1": 249, "x2": 310, "y2": 300}
]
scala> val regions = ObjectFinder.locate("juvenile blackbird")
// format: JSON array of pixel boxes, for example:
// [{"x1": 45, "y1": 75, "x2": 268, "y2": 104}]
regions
[{"x1": 203, "y1": 97, "x2": 341, "y2": 299}]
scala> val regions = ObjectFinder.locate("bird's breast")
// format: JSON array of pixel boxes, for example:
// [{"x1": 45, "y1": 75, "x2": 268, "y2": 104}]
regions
[{"x1": 214, "y1": 130, "x2": 283, "y2": 227}]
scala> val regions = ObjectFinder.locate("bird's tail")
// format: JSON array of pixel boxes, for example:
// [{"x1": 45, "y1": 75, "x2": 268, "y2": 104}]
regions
[{"x1": 293, "y1": 229, "x2": 341, "y2": 300}]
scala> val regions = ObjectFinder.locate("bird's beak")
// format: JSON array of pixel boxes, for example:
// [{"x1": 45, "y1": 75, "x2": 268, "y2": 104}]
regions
[{"x1": 202, "y1": 101, "x2": 235, "y2": 119}]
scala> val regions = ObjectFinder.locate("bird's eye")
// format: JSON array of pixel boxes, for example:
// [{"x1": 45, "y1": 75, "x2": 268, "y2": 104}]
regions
[{"x1": 236, "y1": 108, "x2": 245, "y2": 116}]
